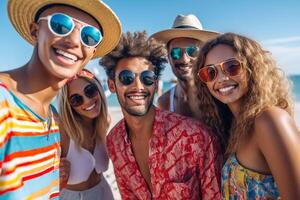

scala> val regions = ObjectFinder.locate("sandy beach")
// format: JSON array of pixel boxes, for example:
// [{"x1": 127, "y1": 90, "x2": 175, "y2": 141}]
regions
[{"x1": 104, "y1": 103, "x2": 300, "y2": 200}]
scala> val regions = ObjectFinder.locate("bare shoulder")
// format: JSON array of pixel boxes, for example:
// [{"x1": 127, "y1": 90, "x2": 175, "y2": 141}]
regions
[
  {"x1": 254, "y1": 106, "x2": 299, "y2": 142},
  {"x1": 157, "y1": 90, "x2": 170, "y2": 110}
]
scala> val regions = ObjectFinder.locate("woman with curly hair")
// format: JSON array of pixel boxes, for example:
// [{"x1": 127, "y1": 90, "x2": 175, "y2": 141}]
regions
[
  {"x1": 194, "y1": 32, "x2": 300, "y2": 199},
  {"x1": 58, "y1": 69, "x2": 113, "y2": 199}
]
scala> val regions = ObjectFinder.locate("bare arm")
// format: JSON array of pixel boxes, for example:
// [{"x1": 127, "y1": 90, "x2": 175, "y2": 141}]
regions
[{"x1": 255, "y1": 107, "x2": 300, "y2": 199}]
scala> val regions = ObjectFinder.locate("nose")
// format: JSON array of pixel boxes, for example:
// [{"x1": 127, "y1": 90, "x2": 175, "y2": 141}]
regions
[
  {"x1": 216, "y1": 66, "x2": 229, "y2": 82},
  {"x1": 180, "y1": 50, "x2": 190, "y2": 63},
  {"x1": 130, "y1": 75, "x2": 144, "y2": 90},
  {"x1": 63, "y1": 24, "x2": 81, "y2": 48}
]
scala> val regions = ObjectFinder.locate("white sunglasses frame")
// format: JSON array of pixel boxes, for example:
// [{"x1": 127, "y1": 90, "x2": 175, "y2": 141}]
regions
[{"x1": 38, "y1": 13, "x2": 102, "y2": 48}]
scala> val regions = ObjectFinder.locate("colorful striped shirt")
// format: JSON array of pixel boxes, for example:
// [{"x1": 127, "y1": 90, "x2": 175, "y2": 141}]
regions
[
  {"x1": 0, "y1": 82, "x2": 60, "y2": 199},
  {"x1": 107, "y1": 108, "x2": 222, "y2": 200}
]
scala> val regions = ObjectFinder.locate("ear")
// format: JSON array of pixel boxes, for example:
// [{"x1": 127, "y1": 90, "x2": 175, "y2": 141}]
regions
[
  {"x1": 30, "y1": 22, "x2": 39, "y2": 43},
  {"x1": 107, "y1": 79, "x2": 116, "y2": 93}
]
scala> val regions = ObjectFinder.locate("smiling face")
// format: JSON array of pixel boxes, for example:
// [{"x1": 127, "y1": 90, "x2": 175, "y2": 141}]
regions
[
  {"x1": 204, "y1": 44, "x2": 249, "y2": 109},
  {"x1": 108, "y1": 57, "x2": 157, "y2": 117},
  {"x1": 33, "y1": 5, "x2": 100, "y2": 79},
  {"x1": 168, "y1": 37, "x2": 202, "y2": 81},
  {"x1": 68, "y1": 78, "x2": 101, "y2": 120}
]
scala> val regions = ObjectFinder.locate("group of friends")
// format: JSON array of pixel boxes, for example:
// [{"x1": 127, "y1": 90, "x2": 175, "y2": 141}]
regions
[{"x1": 0, "y1": 0, "x2": 299, "y2": 199}]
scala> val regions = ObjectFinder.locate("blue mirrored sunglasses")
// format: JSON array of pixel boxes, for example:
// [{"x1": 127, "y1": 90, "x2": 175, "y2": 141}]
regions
[
  {"x1": 170, "y1": 45, "x2": 199, "y2": 60},
  {"x1": 39, "y1": 13, "x2": 102, "y2": 48}
]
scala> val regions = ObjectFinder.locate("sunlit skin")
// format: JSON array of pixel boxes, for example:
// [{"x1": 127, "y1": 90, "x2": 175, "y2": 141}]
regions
[
  {"x1": 204, "y1": 44, "x2": 249, "y2": 114},
  {"x1": 34, "y1": 6, "x2": 100, "y2": 80},
  {"x1": 204, "y1": 44, "x2": 300, "y2": 199},
  {"x1": 157, "y1": 37, "x2": 202, "y2": 117},
  {"x1": 108, "y1": 57, "x2": 157, "y2": 117},
  {"x1": 68, "y1": 78, "x2": 101, "y2": 121},
  {"x1": 108, "y1": 56, "x2": 157, "y2": 191},
  {"x1": 0, "y1": 5, "x2": 99, "y2": 119}
]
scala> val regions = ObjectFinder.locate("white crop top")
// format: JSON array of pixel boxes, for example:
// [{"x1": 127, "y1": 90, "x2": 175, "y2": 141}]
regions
[{"x1": 66, "y1": 139, "x2": 109, "y2": 185}]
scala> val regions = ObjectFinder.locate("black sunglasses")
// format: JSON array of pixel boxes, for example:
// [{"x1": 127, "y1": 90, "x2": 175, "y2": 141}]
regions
[
  {"x1": 69, "y1": 84, "x2": 98, "y2": 107},
  {"x1": 118, "y1": 70, "x2": 157, "y2": 86}
]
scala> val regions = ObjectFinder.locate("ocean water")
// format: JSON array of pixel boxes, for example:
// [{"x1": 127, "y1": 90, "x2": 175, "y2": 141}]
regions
[{"x1": 106, "y1": 75, "x2": 300, "y2": 107}]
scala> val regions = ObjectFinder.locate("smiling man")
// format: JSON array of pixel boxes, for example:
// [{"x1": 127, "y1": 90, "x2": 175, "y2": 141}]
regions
[
  {"x1": 100, "y1": 31, "x2": 222, "y2": 200},
  {"x1": 151, "y1": 14, "x2": 219, "y2": 118},
  {"x1": 0, "y1": 0, "x2": 121, "y2": 199}
]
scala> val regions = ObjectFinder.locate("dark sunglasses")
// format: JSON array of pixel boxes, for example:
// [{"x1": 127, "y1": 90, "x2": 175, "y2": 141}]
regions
[
  {"x1": 118, "y1": 70, "x2": 157, "y2": 86},
  {"x1": 69, "y1": 84, "x2": 99, "y2": 107},
  {"x1": 39, "y1": 13, "x2": 102, "y2": 47},
  {"x1": 170, "y1": 45, "x2": 200, "y2": 60},
  {"x1": 198, "y1": 58, "x2": 243, "y2": 83}
]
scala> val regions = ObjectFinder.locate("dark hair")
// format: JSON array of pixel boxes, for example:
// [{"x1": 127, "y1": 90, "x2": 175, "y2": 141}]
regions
[{"x1": 100, "y1": 31, "x2": 168, "y2": 79}]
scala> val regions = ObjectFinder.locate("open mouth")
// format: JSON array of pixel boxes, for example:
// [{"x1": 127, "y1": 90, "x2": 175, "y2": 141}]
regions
[
  {"x1": 216, "y1": 84, "x2": 238, "y2": 95},
  {"x1": 83, "y1": 101, "x2": 97, "y2": 111},
  {"x1": 53, "y1": 48, "x2": 79, "y2": 64},
  {"x1": 126, "y1": 93, "x2": 149, "y2": 104}
]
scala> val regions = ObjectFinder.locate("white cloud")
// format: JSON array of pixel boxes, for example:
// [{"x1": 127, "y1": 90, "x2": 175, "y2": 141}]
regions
[
  {"x1": 262, "y1": 36, "x2": 300, "y2": 75},
  {"x1": 263, "y1": 36, "x2": 300, "y2": 46}
]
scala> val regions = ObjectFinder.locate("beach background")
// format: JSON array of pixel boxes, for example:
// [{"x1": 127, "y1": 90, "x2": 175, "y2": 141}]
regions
[{"x1": 1, "y1": 0, "x2": 300, "y2": 199}]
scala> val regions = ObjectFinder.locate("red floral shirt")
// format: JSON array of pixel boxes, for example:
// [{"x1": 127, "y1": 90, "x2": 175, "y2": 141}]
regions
[{"x1": 107, "y1": 108, "x2": 222, "y2": 200}]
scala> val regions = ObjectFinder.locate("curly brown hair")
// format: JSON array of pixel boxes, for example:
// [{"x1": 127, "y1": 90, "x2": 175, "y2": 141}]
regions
[
  {"x1": 100, "y1": 31, "x2": 168, "y2": 79},
  {"x1": 193, "y1": 32, "x2": 294, "y2": 155}
]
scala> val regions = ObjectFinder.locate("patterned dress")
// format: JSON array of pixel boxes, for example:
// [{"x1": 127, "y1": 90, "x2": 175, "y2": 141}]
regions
[{"x1": 222, "y1": 154, "x2": 280, "y2": 200}]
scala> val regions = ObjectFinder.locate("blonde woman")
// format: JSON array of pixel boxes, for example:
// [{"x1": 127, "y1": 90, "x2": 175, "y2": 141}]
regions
[
  {"x1": 58, "y1": 69, "x2": 113, "y2": 200},
  {"x1": 194, "y1": 33, "x2": 300, "y2": 199}
]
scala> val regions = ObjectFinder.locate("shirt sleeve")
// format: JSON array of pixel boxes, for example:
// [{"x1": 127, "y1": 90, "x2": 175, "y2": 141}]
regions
[{"x1": 198, "y1": 131, "x2": 223, "y2": 200}]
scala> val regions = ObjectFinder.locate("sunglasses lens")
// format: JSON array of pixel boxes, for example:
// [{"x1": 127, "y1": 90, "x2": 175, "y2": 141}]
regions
[
  {"x1": 119, "y1": 70, "x2": 135, "y2": 85},
  {"x1": 170, "y1": 48, "x2": 182, "y2": 60},
  {"x1": 81, "y1": 26, "x2": 102, "y2": 47},
  {"x1": 69, "y1": 94, "x2": 83, "y2": 107},
  {"x1": 199, "y1": 66, "x2": 217, "y2": 82},
  {"x1": 50, "y1": 13, "x2": 74, "y2": 35},
  {"x1": 186, "y1": 46, "x2": 199, "y2": 58},
  {"x1": 141, "y1": 71, "x2": 156, "y2": 86},
  {"x1": 224, "y1": 60, "x2": 242, "y2": 76},
  {"x1": 84, "y1": 84, "x2": 98, "y2": 98}
]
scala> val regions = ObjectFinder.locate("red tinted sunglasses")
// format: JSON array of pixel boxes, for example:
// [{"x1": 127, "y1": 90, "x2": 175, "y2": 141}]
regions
[
  {"x1": 198, "y1": 58, "x2": 243, "y2": 83},
  {"x1": 69, "y1": 84, "x2": 98, "y2": 107}
]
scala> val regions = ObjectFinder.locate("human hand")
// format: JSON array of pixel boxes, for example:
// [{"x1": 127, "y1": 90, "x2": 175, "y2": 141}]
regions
[{"x1": 59, "y1": 157, "x2": 70, "y2": 189}]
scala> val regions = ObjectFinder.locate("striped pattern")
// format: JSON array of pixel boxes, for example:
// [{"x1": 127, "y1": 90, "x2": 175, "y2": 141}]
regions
[{"x1": 0, "y1": 83, "x2": 60, "y2": 200}]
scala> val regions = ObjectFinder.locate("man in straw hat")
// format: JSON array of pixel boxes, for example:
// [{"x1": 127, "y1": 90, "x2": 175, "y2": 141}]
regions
[
  {"x1": 151, "y1": 14, "x2": 218, "y2": 118},
  {"x1": 0, "y1": 0, "x2": 121, "y2": 199},
  {"x1": 100, "y1": 31, "x2": 222, "y2": 200}
]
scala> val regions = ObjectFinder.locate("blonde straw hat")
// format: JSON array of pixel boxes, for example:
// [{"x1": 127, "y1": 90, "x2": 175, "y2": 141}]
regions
[
  {"x1": 151, "y1": 14, "x2": 219, "y2": 44},
  {"x1": 7, "y1": 0, "x2": 122, "y2": 58}
]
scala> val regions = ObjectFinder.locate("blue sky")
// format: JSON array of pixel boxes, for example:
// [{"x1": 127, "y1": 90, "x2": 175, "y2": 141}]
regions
[{"x1": 1, "y1": 0, "x2": 300, "y2": 81}]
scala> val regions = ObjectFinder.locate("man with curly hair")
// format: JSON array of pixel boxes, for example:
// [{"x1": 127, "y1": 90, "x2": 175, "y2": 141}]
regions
[
  {"x1": 100, "y1": 31, "x2": 222, "y2": 200},
  {"x1": 151, "y1": 14, "x2": 219, "y2": 118}
]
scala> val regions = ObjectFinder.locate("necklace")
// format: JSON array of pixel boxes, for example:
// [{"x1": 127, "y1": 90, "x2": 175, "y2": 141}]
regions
[{"x1": 46, "y1": 106, "x2": 52, "y2": 140}]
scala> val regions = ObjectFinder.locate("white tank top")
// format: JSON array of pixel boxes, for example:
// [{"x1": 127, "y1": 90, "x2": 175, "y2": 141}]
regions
[{"x1": 66, "y1": 139, "x2": 109, "y2": 185}]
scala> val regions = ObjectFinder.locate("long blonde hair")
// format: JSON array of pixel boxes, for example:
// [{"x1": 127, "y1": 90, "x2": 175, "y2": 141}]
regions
[
  {"x1": 58, "y1": 71, "x2": 109, "y2": 147},
  {"x1": 194, "y1": 33, "x2": 294, "y2": 155}
]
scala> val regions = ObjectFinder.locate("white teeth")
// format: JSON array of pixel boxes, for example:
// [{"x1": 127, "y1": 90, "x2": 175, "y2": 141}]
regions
[
  {"x1": 55, "y1": 49, "x2": 78, "y2": 61},
  {"x1": 129, "y1": 96, "x2": 144, "y2": 100},
  {"x1": 84, "y1": 103, "x2": 96, "y2": 111},
  {"x1": 218, "y1": 86, "x2": 235, "y2": 93}
]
